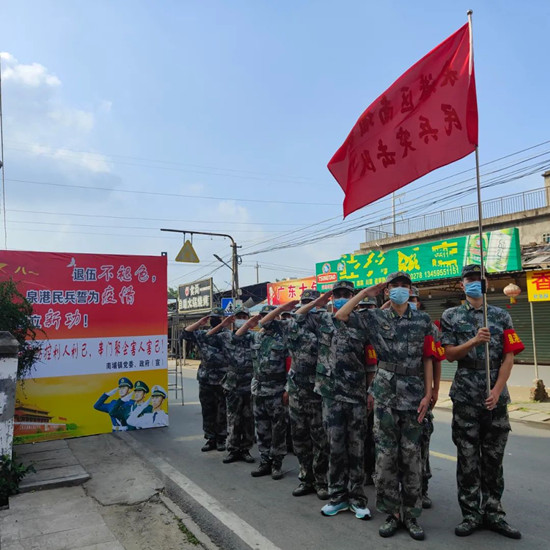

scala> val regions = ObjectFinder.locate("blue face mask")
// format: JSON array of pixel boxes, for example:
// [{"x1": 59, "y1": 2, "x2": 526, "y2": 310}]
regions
[
  {"x1": 464, "y1": 281, "x2": 482, "y2": 298},
  {"x1": 333, "y1": 298, "x2": 349, "y2": 310},
  {"x1": 309, "y1": 307, "x2": 317, "y2": 313},
  {"x1": 389, "y1": 287, "x2": 410, "y2": 305},
  {"x1": 409, "y1": 302, "x2": 417, "y2": 310}
]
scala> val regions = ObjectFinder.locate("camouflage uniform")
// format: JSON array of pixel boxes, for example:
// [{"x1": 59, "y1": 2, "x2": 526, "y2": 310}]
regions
[
  {"x1": 273, "y1": 316, "x2": 328, "y2": 491},
  {"x1": 348, "y1": 306, "x2": 434, "y2": 520},
  {"x1": 440, "y1": 301, "x2": 514, "y2": 525},
  {"x1": 297, "y1": 311, "x2": 374, "y2": 508},
  {"x1": 247, "y1": 323, "x2": 289, "y2": 467},
  {"x1": 181, "y1": 328, "x2": 228, "y2": 444},
  {"x1": 211, "y1": 330, "x2": 254, "y2": 455}
]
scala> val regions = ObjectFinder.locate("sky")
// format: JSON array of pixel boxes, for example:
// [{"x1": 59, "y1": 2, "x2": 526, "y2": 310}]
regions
[{"x1": 1, "y1": 0, "x2": 549, "y2": 295}]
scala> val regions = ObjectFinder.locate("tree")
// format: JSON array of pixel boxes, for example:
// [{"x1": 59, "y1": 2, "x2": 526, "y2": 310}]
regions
[
  {"x1": 0, "y1": 279, "x2": 42, "y2": 380},
  {"x1": 167, "y1": 286, "x2": 178, "y2": 300}
]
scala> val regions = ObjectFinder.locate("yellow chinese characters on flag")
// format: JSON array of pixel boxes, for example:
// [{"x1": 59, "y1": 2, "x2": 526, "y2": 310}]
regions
[
  {"x1": 526, "y1": 270, "x2": 550, "y2": 302},
  {"x1": 267, "y1": 277, "x2": 317, "y2": 306}
]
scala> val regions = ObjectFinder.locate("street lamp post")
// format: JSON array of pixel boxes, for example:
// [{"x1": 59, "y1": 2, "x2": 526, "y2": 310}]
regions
[{"x1": 161, "y1": 228, "x2": 240, "y2": 305}]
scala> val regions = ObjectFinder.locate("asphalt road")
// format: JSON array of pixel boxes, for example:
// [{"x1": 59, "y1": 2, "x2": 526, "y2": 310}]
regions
[{"x1": 128, "y1": 368, "x2": 550, "y2": 550}]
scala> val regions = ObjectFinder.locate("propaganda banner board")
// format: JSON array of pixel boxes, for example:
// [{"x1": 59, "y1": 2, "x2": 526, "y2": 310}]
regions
[
  {"x1": 316, "y1": 228, "x2": 521, "y2": 292},
  {"x1": 0, "y1": 250, "x2": 168, "y2": 443},
  {"x1": 178, "y1": 278, "x2": 213, "y2": 314},
  {"x1": 267, "y1": 277, "x2": 317, "y2": 306}
]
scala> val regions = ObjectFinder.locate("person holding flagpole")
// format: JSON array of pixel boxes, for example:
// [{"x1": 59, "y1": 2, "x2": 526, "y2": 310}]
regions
[{"x1": 440, "y1": 264, "x2": 525, "y2": 539}]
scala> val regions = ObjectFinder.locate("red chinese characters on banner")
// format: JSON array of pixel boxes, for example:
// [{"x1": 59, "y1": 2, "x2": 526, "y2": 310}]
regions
[
  {"x1": 267, "y1": 277, "x2": 317, "y2": 306},
  {"x1": 0, "y1": 251, "x2": 167, "y2": 340},
  {"x1": 328, "y1": 23, "x2": 478, "y2": 217}
]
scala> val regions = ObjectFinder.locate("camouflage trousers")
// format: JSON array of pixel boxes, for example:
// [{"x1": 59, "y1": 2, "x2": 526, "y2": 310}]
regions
[
  {"x1": 289, "y1": 385, "x2": 328, "y2": 489},
  {"x1": 225, "y1": 390, "x2": 254, "y2": 453},
  {"x1": 253, "y1": 393, "x2": 288, "y2": 464},
  {"x1": 373, "y1": 406, "x2": 423, "y2": 519},
  {"x1": 452, "y1": 402, "x2": 510, "y2": 523},
  {"x1": 198, "y1": 383, "x2": 227, "y2": 442},
  {"x1": 364, "y1": 411, "x2": 375, "y2": 480},
  {"x1": 420, "y1": 410, "x2": 434, "y2": 494},
  {"x1": 322, "y1": 397, "x2": 367, "y2": 507}
]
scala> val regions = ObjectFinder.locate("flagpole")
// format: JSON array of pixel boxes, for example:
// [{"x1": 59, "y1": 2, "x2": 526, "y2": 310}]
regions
[
  {"x1": 468, "y1": 10, "x2": 491, "y2": 397},
  {"x1": 0, "y1": 55, "x2": 7, "y2": 249}
]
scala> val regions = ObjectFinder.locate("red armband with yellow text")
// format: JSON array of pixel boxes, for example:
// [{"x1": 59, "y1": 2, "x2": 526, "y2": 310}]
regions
[
  {"x1": 423, "y1": 335, "x2": 440, "y2": 360},
  {"x1": 503, "y1": 329, "x2": 525, "y2": 355},
  {"x1": 365, "y1": 344, "x2": 377, "y2": 366}
]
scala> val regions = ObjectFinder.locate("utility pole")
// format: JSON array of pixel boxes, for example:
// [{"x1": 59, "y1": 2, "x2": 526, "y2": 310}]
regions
[
  {"x1": 392, "y1": 192, "x2": 405, "y2": 236},
  {"x1": 255, "y1": 262, "x2": 260, "y2": 284},
  {"x1": 161, "y1": 228, "x2": 240, "y2": 304}
]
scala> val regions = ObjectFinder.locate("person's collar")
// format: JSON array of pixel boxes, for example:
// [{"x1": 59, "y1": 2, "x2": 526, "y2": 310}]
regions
[
  {"x1": 389, "y1": 303, "x2": 412, "y2": 319},
  {"x1": 464, "y1": 298, "x2": 483, "y2": 311}
]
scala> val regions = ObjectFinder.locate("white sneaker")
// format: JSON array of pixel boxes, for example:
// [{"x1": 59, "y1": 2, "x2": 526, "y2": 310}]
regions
[{"x1": 350, "y1": 504, "x2": 372, "y2": 520}]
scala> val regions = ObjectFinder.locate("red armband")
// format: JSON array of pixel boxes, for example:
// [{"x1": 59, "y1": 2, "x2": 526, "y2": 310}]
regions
[
  {"x1": 423, "y1": 335, "x2": 439, "y2": 360},
  {"x1": 433, "y1": 319, "x2": 441, "y2": 330},
  {"x1": 285, "y1": 356, "x2": 292, "y2": 372},
  {"x1": 365, "y1": 344, "x2": 377, "y2": 366},
  {"x1": 503, "y1": 329, "x2": 525, "y2": 355}
]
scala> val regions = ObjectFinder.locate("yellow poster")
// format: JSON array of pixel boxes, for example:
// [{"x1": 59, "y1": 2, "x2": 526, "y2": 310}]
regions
[
  {"x1": 526, "y1": 270, "x2": 550, "y2": 302},
  {"x1": 14, "y1": 370, "x2": 169, "y2": 444}
]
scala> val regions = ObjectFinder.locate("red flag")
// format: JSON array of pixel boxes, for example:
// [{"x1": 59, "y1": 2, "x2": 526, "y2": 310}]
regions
[{"x1": 328, "y1": 23, "x2": 478, "y2": 218}]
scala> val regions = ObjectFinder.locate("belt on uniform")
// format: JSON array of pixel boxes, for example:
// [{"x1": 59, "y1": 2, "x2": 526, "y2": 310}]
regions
[
  {"x1": 458, "y1": 359, "x2": 501, "y2": 370},
  {"x1": 255, "y1": 372, "x2": 288, "y2": 383},
  {"x1": 378, "y1": 361, "x2": 420, "y2": 376}
]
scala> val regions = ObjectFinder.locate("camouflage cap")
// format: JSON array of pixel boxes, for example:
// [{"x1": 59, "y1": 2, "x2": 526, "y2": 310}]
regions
[
  {"x1": 358, "y1": 297, "x2": 378, "y2": 307},
  {"x1": 332, "y1": 280, "x2": 355, "y2": 293},
  {"x1": 134, "y1": 380, "x2": 149, "y2": 393},
  {"x1": 461, "y1": 264, "x2": 483, "y2": 279},
  {"x1": 301, "y1": 289, "x2": 320, "y2": 301},
  {"x1": 410, "y1": 286, "x2": 420, "y2": 297},
  {"x1": 118, "y1": 377, "x2": 133, "y2": 389},
  {"x1": 386, "y1": 271, "x2": 412, "y2": 285},
  {"x1": 260, "y1": 304, "x2": 277, "y2": 314},
  {"x1": 209, "y1": 307, "x2": 225, "y2": 317},
  {"x1": 233, "y1": 305, "x2": 250, "y2": 316}
]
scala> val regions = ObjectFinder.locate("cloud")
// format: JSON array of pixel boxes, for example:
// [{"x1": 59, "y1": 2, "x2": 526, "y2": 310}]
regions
[
  {"x1": 1, "y1": 51, "x2": 110, "y2": 175},
  {"x1": 1, "y1": 52, "x2": 60, "y2": 87}
]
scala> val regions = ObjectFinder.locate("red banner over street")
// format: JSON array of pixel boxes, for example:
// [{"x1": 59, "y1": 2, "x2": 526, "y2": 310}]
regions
[{"x1": 328, "y1": 23, "x2": 478, "y2": 217}]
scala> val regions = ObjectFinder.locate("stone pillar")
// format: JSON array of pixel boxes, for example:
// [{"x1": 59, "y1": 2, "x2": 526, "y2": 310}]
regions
[{"x1": 0, "y1": 332, "x2": 19, "y2": 458}]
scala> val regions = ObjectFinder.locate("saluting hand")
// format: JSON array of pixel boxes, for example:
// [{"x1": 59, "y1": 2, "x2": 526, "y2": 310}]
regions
[
  {"x1": 198, "y1": 316, "x2": 210, "y2": 327},
  {"x1": 221, "y1": 315, "x2": 234, "y2": 327},
  {"x1": 316, "y1": 291, "x2": 333, "y2": 308},
  {"x1": 281, "y1": 300, "x2": 299, "y2": 312}
]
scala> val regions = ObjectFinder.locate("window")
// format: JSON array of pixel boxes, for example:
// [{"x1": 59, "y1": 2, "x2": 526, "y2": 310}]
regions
[{"x1": 543, "y1": 233, "x2": 550, "y2": 244}]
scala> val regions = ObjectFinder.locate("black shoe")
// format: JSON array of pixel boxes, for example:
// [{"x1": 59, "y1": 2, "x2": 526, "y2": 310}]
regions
[
  {"x1": 316, "y1": 487, "x2": 330, "y2": 501},
  {"x1": 222, "y1": 451, "x2": 241, "y2": 464},
  {"x1": 251, "y1": 461, "x2": 272, "y2": 477},
  {"x1": 422, "y1": 494, "x2": 432, "y2": 509},
  {"x1": 216, "y1": 440, "x2": 226, "y2": 452},
  {"x1": 201, "y1": 440, "x2": 217, "y2": 452},
  {"x1": 292, "y1": 482, "x2": 315, "y2": 497},
  {"x1": 271, "y1": 461, "x2": 284, "y2": 480},
  {"x1": 486, "y1": 519, "x2": 522, "y2": 539},
  {"x1": 455, "y1": 519, "x2": 481, "y2": 537},
  {"x1": 404, "y1": 517, "x2": 425, "y2": 541},
  {"x1": 241, "y1": 450, "x2": 255, "y2": 463},
  {"x1": 379, "y1": 515, "x2": 399, "y2": 538}
]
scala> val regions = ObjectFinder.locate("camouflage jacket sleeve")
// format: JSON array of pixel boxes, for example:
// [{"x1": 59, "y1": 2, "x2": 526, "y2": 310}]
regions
[{"x1": 181, "y1": 329, "x2": 197, "y2": 343}]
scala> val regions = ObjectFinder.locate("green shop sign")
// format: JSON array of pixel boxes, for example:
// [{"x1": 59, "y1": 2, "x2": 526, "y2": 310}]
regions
[{"x1": 316, "y1": 227, "x2": 521, "y2": 292}]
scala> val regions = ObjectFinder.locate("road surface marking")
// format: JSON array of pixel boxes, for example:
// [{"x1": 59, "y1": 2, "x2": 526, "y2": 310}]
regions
[
  {"x1": 125, "y1": 435, "x2": 283, "y2": 550},
  {"x1": 430, "y1": 450, "x2": 457, "y2": 462}
]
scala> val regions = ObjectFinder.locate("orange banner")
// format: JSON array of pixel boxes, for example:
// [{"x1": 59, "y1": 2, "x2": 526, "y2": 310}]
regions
[{"x1": 267, "y1": 277, "x2": 317, "y2": 305}]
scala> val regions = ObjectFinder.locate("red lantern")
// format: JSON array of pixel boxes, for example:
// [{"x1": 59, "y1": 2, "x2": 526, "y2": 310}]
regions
[{"x1": 503, "y1": 283, "x2": 521, "y2": 305}]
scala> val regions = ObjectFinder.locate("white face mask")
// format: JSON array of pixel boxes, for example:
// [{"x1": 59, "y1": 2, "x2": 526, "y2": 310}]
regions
[{"x1": 234, "y1": 319, "x2": 247, "y2": 328}]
